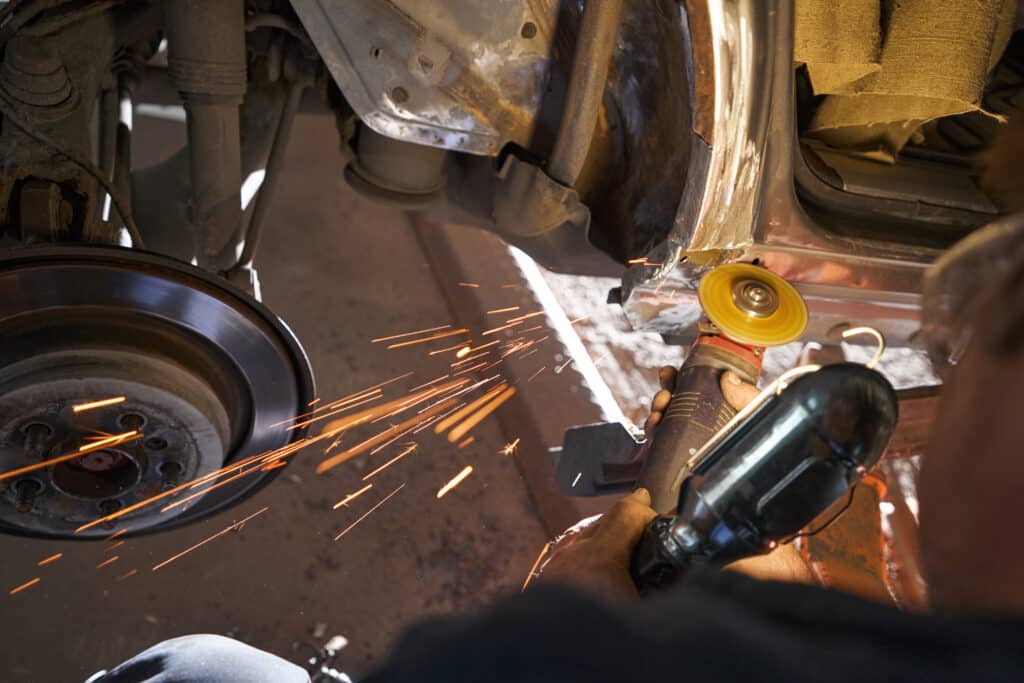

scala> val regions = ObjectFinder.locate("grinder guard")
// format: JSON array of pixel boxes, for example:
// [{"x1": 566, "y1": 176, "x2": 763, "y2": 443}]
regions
[{"x1": 632, "y1": 363, "x2": 898, "y2": 590}]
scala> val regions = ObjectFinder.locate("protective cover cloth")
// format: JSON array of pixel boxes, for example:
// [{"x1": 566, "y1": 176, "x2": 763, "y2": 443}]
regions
[{"x1": 796, "y1": 0, "x2": 1017, "y2": 162}]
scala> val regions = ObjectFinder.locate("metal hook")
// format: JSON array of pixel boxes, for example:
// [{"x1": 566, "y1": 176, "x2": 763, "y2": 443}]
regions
[{"x1": 840, "y1": 326, "x2": 886, "y2": 368}]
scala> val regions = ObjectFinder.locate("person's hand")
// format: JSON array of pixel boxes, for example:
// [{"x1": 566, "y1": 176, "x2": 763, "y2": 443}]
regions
[{"x1": 531, "y1": 488, "x2": 657, "y2": 599}]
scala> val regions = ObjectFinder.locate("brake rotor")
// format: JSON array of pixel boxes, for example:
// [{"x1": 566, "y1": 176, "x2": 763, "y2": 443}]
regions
[
  {"x1": 0, "y1": 246, "x2": 314, "y2": 539},
  {"x1": 698, "y1": 263, "x2": 808, "y2": 346}
]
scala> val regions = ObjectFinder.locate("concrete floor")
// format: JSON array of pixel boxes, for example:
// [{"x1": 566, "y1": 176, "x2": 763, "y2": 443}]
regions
[{"x1": 0, "y1": 114, "x2": 551, "y2": 681}]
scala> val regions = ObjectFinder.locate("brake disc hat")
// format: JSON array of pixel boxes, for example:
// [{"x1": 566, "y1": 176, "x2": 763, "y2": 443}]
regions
[
  {"x1": 0, "y1": 246, "x2": 314, "y2": 538},
  {"x1": 922, "y1": 213, "x2": 1024, "y2": 376}
]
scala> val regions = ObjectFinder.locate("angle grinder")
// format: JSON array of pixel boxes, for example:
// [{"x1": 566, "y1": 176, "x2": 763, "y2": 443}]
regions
[
  {"x1": 637, "y1": 264, "x2": 810, "y2": 513},
  {"x1": 554, "y1": 264, "x2": 899, "y2": 591}
]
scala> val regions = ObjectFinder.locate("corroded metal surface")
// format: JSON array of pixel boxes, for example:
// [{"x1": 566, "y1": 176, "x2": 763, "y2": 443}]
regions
[{"x1": 291, "y1": 0, "x2": 560, "y2": 154}]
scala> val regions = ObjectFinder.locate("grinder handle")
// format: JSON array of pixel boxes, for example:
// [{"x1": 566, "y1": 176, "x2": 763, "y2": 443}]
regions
[{"x1": 636, "y1": 361, "x2": 727, "y2": 514}]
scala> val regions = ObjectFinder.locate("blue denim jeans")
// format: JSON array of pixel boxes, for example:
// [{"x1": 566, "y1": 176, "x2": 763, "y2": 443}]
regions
[{"x1": 91, "y1": 634, "x2": 310, "y2": 683}]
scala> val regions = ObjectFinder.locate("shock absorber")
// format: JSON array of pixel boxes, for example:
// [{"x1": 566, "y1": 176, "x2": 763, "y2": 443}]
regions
[{"x1": 163, "y1": 0, "x2": 246, "y2": 271}]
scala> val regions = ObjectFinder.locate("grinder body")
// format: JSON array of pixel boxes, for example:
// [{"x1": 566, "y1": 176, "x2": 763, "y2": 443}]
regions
[
  {"x1": 638, "y1": 336, "x2": 762, "y2": 514},
  {"x1": 631, "y1": 363, "x2": 898, "y2": 591}
]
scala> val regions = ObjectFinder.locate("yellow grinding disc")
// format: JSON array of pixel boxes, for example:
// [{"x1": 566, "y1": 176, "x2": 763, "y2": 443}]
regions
[{"x1": 697, "y1": 264, "x2": 808, "y2": 346}]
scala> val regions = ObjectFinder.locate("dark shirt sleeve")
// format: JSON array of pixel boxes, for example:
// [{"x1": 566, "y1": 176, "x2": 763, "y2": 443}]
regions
[{"x1": 364, "y1": 570, "x2": 1024, "y2": 683}]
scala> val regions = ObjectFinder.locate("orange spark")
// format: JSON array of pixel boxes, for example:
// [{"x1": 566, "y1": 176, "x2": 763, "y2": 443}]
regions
[
  {"x1": 368, "y1": 425, "x2": 416, "y2": 455},
  {"x1": 465, "y1": 340, "x2": 500, "y2": 354},
  {"x1": 77, "y1": 448, "x2": 278, "y2": 533},
  {"x1": 335, "y1": 484, "x2": 405, "y2": 541},
  {"x1": 457, "y1": 436, "x2": 476, "y2": 449},
  {"x1": 308, "y1": 397, "x2": 321, "y2": 406},
  {"x1": 81, "y1": 380, "x2": 463, "y2": 533},
  {"x1": 555, "y1": 357, "x2": 574, "y2": 373},
  {"x1": 9, "y1": 577, "x2": 40, "y2": 596},
  {"x1": 520, "y1": 325, "x2": 544, "y2": 333},
  {"x1": 105, "y1": 529, "x2": 127, "y2": 541},
  {"x1": 411, "y1": 413, "x2": 444, "y2": 434},
  {"x1": 369, "y1": 380, "x2": 470, "y2": 424},
  {"x1": 116, "y1": 569, "x2": 138, "y2": 581},
  {"x1": 420, "y1": 375, "x2": 500, "y2": 413},
  {"x1": 501, "y1": 438, "x2": 521, "y2": 456},
  {"x1": 72, "y1": 396, "x2": 126, "y2": 413},
  {"x1": 627, "y1": 257, "x2": 648, "y2": 264},
  {"x1": 162, "y1": 465, "x2": 261, "y2": 513},
  {"x1": 170, "y1": 439, "x2": 314, "y2": 514},
  {"x1": 487, "y1": 306, "x2": 520, "y2": 315},
  {"x1": 429, "y1": 342, "x2": 470, "y2": 356},
  {"x1": 427, "y1": 400, "x2": 467, "y2": 424},
  {"x1": 453, "y1": 361, "x2": 490, "y2": 376},
  {"x1": 79, "y1": 472, "x2": 229, "y2": 532},
  {"x1": 569, "y1": 315, "x2": 589, "y2": 325},
  {"x1": 330, "y1": 372, "x2": 414, "y2": 399},
  {"x1": 371, "y1": 324, "x2": 451, "y2": 343},
  {"x1": 481, "y1": 359, "x2": 506, "y2": 374},
  {"x1": 362, "y1": 443, "x2": 417, "y2": 481},
  {"x1": 447, "y1": 387, "x2": 517, "y2": 443},
  {"x1": 96, "y1": 555, "x2": 119, "y2": 569},
  {"x1": 501, "y1": 283, "x2": 520, "y2": 289},
  {"x1": 434, "y1": 384, "x2": 508, "y2": 435},
  {"x1": 288, "y1": 391, "x2": 383, "y2": 431},
  {"x1": 408, "y1": 373, "x2": 452, "y2": 391},
  {"x1": 521, "y1": 542, "x2": 551, "y2": 591},
  {"x1": 153, "y1": 506, "x2": 269, "y2": 571},
  {"x1": 260, "y1": 460, "x2": 287, "y2": 472},
  {"x1": 481, "y1": 321, "x2": 522, "y2": 336},
  {"x1": 320, "y1": 378, "x2": 467, "y2": 435},
  {"x1": 37, "y1": 553, "x2": 62, "y2": 567},
  {"x1": 79, "y1": 431, "x2": 140, "y2": 452},
  {"x1": 457, "y1": 282, "x2": 480, "y2": 288},
  {"x1": 505, "y1": 310, "x2": 545, "y2": 324},
  {"x1": 387, "y1": 328, "x2": 469, "y2": 349},
  {"x1": 275, "y1": 372, "x2": 415, "y2": 427},
  {"x1": 455, "y1": 346, "x2": 472, "y2": 358},
  {"x1": 0, "y1": 430, "x2": 139, "y2": 481},
  {"x1": 106, "y1": 541, "x2": 124, "y2": 552},
  {"x1": 452, "y1": 351, "x2": 490, "y2": 367},
  {"x1": 436, "y1": 466, "x2": 474, "y2": 499},
  {"x1": 317, "y1": 398, "x2": 460, "y2": 474},
  {"x1": 500, "y1": 340, "x2": 533, "y2": 359},
  {"x1": 332, "y1": 484, "x2": 373, "y2": 509}
]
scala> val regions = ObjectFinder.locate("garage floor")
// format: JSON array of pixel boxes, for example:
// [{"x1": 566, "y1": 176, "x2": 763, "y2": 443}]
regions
[{"x1": 0, "y1": 114, "x2": 557, "y2": 681}]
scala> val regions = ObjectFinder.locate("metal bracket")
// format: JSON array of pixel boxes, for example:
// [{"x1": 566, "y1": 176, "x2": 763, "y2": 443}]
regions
[{"x1": 553, "y1": 422, "x2": 645, "y2": 497}]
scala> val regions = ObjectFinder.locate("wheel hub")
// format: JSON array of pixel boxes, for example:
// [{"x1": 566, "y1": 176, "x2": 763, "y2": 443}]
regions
[{"x1": 0, "y1": 246, "x2": 314, "y2": 538}]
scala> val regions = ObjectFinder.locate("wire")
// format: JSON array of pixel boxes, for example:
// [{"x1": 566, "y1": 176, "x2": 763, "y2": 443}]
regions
[
  {"x1": 0, "y1": 94, "x2": 145, "y2": 248},
  {"x1": 840, "y1": 326, "x2": 885, "y2": 368},
  {"x1": 782, "y1": 485, "x2": 858, "y2": 544}
]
